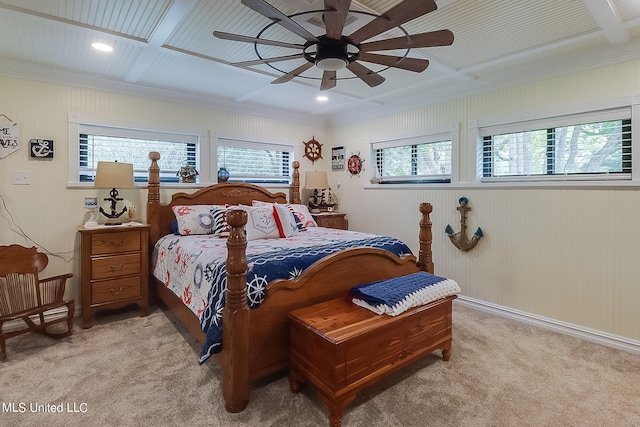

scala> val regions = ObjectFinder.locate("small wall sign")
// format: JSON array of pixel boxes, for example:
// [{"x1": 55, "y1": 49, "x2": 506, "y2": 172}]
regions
[
  {"x1": 0, "y1": 115, "x2": 19, "y2": 159},
  {"x1": 30, "y1": 139, "x2": 54, "y2": 158},
  {"x1": 332, "y1": 146, "x2": 344, "y2": 170}
]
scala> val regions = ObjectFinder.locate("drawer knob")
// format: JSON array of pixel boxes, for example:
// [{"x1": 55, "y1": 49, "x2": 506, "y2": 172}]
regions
[
  {"x1": 110, "y1": 240, "x2": 125, "y2": 247},
  {"x1": 110, "y1": 286, "x2": 125, "y2": 295},
  {"x1": 110, "y1": 264, "x2": 124, "y2": 272}
]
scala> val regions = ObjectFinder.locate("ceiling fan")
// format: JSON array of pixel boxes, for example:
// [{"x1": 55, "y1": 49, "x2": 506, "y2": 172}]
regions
[{"x1": 213, "y1": 0, "x2": 454, "y2": 90}]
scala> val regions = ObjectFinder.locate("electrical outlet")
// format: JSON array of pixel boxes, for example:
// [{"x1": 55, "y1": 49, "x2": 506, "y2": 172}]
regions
[{"x1": 12, "y1": 170, "x2": 31, "y2": 185}]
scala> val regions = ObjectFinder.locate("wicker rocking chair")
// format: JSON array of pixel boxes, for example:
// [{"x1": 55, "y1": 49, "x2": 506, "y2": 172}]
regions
[{"x1": 0, "y1": 244, "x2": 74, "y2": 360}]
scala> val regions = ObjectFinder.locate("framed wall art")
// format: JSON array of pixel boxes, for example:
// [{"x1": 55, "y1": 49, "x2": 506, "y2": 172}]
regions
[{"x1": 331, "y1": 146, "x2": 344, "y2": 170}]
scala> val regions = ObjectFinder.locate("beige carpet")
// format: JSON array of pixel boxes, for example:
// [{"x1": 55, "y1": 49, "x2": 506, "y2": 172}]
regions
[{"x1": 2, "y1": 303, "x2": 639, "y2": 427}]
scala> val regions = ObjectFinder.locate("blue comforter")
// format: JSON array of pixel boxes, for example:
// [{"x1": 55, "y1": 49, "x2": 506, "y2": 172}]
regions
[{"x1": 197, "y1": 235, "x2": 411, "y2": 362}]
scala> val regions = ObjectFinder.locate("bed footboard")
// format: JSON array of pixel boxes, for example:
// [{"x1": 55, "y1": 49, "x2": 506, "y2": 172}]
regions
[{"x1": 221, "y1": 201, "x2": 435, "y2": 412}]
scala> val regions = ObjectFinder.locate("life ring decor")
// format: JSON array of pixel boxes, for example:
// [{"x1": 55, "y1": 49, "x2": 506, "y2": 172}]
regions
[{"x1": 347, "y1": 153, "x2": 364, "y2": 177}]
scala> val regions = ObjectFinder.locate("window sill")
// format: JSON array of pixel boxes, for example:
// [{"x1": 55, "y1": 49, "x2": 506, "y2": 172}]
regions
[{"x1": 363, "y1": 180, "x2": 640, "y2": 190}]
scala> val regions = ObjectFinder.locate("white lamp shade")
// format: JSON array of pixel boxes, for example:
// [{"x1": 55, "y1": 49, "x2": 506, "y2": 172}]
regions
[
  {"x1": 305, "y1": 171, "x2": 329, "y2": 189},
  {"x1": 94, "y1": 161, "x2": 134, "y2": 189}
]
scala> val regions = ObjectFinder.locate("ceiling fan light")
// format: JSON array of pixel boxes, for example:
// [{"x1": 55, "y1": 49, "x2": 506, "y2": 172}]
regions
[{"x1": 316, "y1": 57, "x2": 348, "y2": 71}]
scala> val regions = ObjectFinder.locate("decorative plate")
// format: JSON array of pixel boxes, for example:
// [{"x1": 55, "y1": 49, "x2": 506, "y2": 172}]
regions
[
  {"x1": 347, "y1": 153, "x2": 364, "y2": 177},
  {"x1": 303, "y1": 136, "x2": 322, "y2": 164}
]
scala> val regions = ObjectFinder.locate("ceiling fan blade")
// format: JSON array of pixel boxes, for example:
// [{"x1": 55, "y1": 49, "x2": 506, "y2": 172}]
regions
[
  {"x1": 324, "y1": 0, "x2": 351, "y2": 40},
  {"x1": 271, "y1": 62, "x2": 314, "y2": 84},
  {"x1": 213, "y1": 31, "x2": 305, "y2": 49},
  {"x1": 359, "y1": 30, "x2": 454, "y2": 52},
  {"x1": 357, "y1": 52, "x2": 429, "y2": 73},
  {"x1": 348, "y1": 0, "x2": 438, "y2": 45},
  {"x1": 346, "y1": 61, "x2": 385, "y2": 87},
  {"x1": 241, "y1": 0, "x2": 318, "y2": 43},
  {"x1": 320, "y1": 70, "x2": 336, "y2": 90},
  {"x1": 233, "y1": 54, "x2": 304, "y2": 67}
]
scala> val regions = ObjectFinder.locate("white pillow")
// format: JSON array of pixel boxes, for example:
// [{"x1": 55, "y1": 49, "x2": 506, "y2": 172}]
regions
[
  {"x1": 238, "y1": 206, "x2": 281, "y2": 240},
  {"x1": 252, "y1": 200, "x2": 316, "y2": 230},
  {"x1": 172, "y1": 205, "x2": 217, "y2": 235},
  {"x1": 273, "y1": 204, "x2": 299, "y2": 238}
]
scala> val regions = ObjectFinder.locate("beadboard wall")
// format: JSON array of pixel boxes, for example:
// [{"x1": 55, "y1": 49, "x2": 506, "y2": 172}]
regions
[
  {"x1": 0, "y1": 76, "x2": 326, "y2": 305},
  {"x1": 327, "y1": 61, "x2": 640, "y2": 347},
  {"x1": 2, "y1": 59, "x2": 640, "y2": 350}
]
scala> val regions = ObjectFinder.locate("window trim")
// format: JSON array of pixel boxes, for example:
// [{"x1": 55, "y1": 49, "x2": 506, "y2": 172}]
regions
[
  {"x1": 470, "y1": 96, "x2": 640, "y2": 186},
  {"x1": 212, "y1": 133, "x2": 295, "y2": 185},
  {"x1": 368, "y1": 124, "x2": 459, "y2": 185},
  {"x1": 68, "y1": 114, "x2": 207, "y2": 187}
]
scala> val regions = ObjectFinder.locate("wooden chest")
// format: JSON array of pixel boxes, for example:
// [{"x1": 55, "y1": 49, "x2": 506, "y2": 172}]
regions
[{"x1": 289, "y1": 295, "x2": 456, "y2": 427}]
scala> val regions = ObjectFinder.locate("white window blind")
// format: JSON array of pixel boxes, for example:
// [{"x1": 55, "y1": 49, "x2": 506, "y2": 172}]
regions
[
  {"x1": 480, "y1": 108, "x2": 631, "y2": 181},
  {"x1": 217, "y1": 138, "x2": 293, "y2": 184},
  {"x1": 372, "y1": 133, "x2": 452, "y2": 183},
  {"x1": 78, "y1": 124, "x2": 198, "y2": 183}
]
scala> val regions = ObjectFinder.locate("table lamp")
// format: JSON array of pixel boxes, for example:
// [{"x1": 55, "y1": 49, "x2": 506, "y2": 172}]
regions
[
  {"x1": 94, "y1": 161, "x2": 134, "y2": 225},
  {"x1": 305, "y1": 171, "x2": 330, "y2": 213}
]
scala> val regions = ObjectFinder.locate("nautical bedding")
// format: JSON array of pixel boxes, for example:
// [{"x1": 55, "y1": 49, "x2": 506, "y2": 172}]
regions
[{"x1": 152, "y1": 227, "x2": 413, "y2": 362}]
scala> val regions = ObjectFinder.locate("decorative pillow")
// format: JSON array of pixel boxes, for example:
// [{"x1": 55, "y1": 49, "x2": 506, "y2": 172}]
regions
[
  {"x1": 169, "y1": 220, "x2": 179, "y2": 235},
  {"x1": 273, "y1": 204, "x2": 299, "y2": 238},
  {"x1": 172, "y1": 205, "x2": 217, "y2": 235},
  {"x1": 211, "y1": 206, "x2": 232, "y2": 237},
  {"x1": 288, "y1": 204, "x2": 317, "y2": 228},
  {"x1": 252, "y1": 200, "x2": 315, "y2": 230},
  {"x1": 239, "y1": 205, "x2": 281, "y2": 240}
]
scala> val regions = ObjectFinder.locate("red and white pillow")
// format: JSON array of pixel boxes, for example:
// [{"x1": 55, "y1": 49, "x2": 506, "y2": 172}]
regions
[{"x1": 172, "y1": 204, "x2": 232, "y2": 236}]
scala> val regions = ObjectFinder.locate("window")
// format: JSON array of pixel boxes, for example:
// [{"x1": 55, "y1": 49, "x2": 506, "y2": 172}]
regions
[
  {"x1": 76, "y1": 123, "x2": 199, "y2": 183},
  {"x1": 372, "y1": 133, "x2": 453, "y2": 184},
  {"x1": 216, "y1": 138, "x2": 293, "y2": 184},
  {"x1": 481, "y1": 108, "x2": 631, "y2": 181}
]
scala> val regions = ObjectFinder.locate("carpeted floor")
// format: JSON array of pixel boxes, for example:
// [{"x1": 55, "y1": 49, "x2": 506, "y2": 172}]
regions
[{"x1": 2, "y1": 303, "x2": 639, "y2": 427}]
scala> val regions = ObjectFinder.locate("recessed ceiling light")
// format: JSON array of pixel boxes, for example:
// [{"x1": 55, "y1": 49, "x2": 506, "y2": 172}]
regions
[
  {"x1": 92, "y1": 42, "x2": 113, "y2": 52},
  {"x1": 316, "y1": 95, "x2": 329, "y2": 102}
]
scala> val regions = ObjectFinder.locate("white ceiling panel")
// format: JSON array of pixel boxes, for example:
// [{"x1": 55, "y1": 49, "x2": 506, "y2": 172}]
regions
[{"x1": 0, "y1": 0, "x2": 639, "y2": 124}]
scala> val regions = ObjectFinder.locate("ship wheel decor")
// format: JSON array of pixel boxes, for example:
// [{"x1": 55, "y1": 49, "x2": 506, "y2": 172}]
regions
[
  {"x1": 213, "y1": 0, "x2": 454, "y2": 90},
  {"x1": 303, "y1": 136, "x2": 322, "y2": 164},
  {"x1": 347, "y1": 152, "x2": 364, "y2": 177},
  {"x1": 445, "y1": 197, "x2": 484, "y2": 252}
]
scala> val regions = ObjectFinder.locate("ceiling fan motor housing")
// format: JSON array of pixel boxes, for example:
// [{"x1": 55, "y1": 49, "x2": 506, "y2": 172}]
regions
[{"x1": 305, "y1": 36, "x2": 358, "y2": 71}]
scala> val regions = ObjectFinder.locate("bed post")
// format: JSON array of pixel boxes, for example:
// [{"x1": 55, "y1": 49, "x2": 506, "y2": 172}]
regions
[
  {"x1": 147, "y1": 152, "x2": 161, "y2": 254},
  {"x1": 223, "y1": 209, "x2": 250, "y2": 413},
  {"x1": 417, "y1": 203, "x2": 434, "y2": 274},
  {"x1": 291, "y1": 161, "x2": 301, "y2": 204}
]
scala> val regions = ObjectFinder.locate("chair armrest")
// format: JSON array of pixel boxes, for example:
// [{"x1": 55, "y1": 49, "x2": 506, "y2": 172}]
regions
[{"x1": 39, "y1": 273, "x2": 73, "y2": 305}]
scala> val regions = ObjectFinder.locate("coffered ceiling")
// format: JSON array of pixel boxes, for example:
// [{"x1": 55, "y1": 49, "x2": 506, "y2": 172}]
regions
[{"x1": 1, "y1": 0, "x2": 640, "y2": 125}]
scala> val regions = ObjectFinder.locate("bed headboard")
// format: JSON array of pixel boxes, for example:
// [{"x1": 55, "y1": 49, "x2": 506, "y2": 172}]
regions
[{"x1": 146, "y1": 151, "x2": 301, "y2": 248}]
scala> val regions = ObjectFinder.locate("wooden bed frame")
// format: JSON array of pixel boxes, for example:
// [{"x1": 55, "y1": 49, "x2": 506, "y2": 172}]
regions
[{"x1": 146, "y1": 151, "x2": 450, "y2": 413}]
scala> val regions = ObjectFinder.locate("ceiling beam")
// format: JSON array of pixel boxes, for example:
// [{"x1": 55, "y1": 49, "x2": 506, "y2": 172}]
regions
[
  {"x1": 125, "y1": 0, "x2": 198, "y2": 82},
  {"x1": 582, "y1": 0, "x2": 629, "y2": 45}
]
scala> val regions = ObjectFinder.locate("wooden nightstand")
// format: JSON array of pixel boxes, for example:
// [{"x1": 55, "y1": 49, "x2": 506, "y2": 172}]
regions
[
  {"x1": 78, "y1": 224, "x2": 150, "y2": 328},
  {"x1": 311, "y1": 212, "x2": 347, "y2": 230}
]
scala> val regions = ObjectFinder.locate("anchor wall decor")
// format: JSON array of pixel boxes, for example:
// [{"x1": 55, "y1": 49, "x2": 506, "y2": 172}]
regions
[{"x1": 445, "y1": 197, "x2": 483, "y2": 252}]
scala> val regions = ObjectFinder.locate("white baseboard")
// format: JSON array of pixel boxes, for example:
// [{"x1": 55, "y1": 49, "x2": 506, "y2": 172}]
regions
[
  {"x1": 2, "y1": 306, "x2": 78, "y2": 332},
  {"x1": 456, "y1": 296, "x2": 640, "y2": 355}
]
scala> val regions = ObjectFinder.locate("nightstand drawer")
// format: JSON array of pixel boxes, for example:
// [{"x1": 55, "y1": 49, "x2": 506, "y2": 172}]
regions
[
  {"x1": 90, "y1": 231, "x2": 141, "y2": 255},
  {"x1": 91, "y1": 276, "x2": 141, "y2": 304},
  {"x1": 319, "y1": 216, "x2": 343, "y2": 229},
  {"x1": 91, "y1": 253, "x2": 141, "y2": 280}
]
